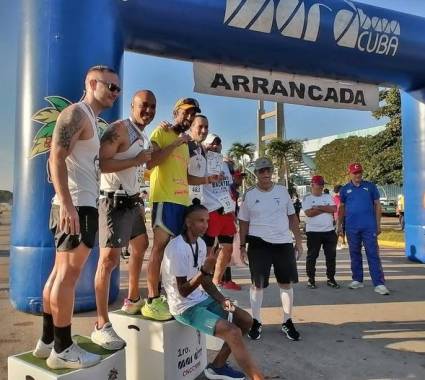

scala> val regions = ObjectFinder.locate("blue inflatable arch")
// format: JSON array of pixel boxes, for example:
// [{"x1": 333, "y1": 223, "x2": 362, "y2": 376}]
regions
[{"x1": 11, "y1": 0, "x2": 425, "y2": 313}]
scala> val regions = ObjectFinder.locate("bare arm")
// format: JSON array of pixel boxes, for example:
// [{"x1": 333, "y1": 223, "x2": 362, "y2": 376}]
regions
[
  {"x1": 315, "y1": 205, "x2": 337, "y2": 213},
  {"x1": 146, "y1": 134, "x2": 190, "y2": 169},
  {"x1": 289, "y1": 213, "x2": 303, "y2": 259},
  {"x1": 304, "y1": 208, "x2": 324, "y2": 217},
  {"x1": 239, "y1": 220, "x2": 249, "y2": 245},
  {"x1": 187, "y1": 174, "x2": 223, "y2": 186},
  {"x1": 49, "y1": 104, "x2": 88, "y2": 234},
  {"x1": 99, "y1": 123, "x2": 151, "y2": 173},
  {"x1": 337, "y1": 203, "x2": 345, "y2": 234}
]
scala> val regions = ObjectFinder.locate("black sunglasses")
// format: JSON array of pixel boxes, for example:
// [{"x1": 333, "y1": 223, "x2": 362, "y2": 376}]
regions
[
  {"x1": 258, "y1": 167, "x2": 272, "y2": 173},
  {"x1": 97, "y1": 79, "x2": 121, "y2": 93}
]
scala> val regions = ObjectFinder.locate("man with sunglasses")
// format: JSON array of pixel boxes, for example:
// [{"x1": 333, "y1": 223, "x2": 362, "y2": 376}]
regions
[
  {"x1": 33, "y1": 65, "x2": 120, "y2": 369},
  {"x1": 239, "y1": 157, "x2": 303, "y2": 341},
  {"x1": 91, "y1": 90, "x2": 156, "y2": 350},
  {"x1": 142, "y1": 98, "x2": 220, "y2": 321}
]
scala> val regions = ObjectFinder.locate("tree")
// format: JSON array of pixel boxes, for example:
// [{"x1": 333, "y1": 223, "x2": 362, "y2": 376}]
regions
[
  {"x1": 265, "y1": 138, "x2": 302, "y2": 187},
  {"x1": 227, "y1": 142, "x2": 255, "y2": 172},
  {"x1": 315, "y1": 136, "x2": 369, "y2": 186},
  {"x1": 363, "y1": 88, "x2": 402, "y2": 185}
]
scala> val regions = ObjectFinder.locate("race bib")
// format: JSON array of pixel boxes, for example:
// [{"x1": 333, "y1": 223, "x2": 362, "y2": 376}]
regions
[
  {"x1": 189, "y1": 185, "x2": 203, "y2": 202},
  {"x1": 218, "y1": 192, "x2": 235, "y2": 214},
  {"x1": 206, "y1": 151, "x2": 223, "y2": 175}
]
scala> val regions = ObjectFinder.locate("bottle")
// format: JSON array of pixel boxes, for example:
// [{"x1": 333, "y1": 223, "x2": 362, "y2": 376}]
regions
[{"x1": 113, "y1": 185, "x2": 127, "y2": 209}]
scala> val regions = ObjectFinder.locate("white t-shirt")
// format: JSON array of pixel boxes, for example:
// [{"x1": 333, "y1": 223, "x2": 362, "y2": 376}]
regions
[
  {"x1": 303, "y1": 193, "x2": 335, "y2": 232},
  {"x1": 238, "y1": 184, "x2": 295, "y2": 244},
  {"x1": 162, "y1": 235, "x2": 209, "y2": 315},
  {"x1": 188, "y1": 142, "x2": 207, "y2": 202},
  {"x1": 203, "y1": 162, "x2": 235, "y2": 213}
]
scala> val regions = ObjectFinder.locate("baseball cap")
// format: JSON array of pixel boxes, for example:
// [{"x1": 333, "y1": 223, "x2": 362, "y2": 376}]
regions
[
  {"x1": 348, "y1": 163, "x2": 363, "y2": 174},
  {"x1": 173, "y1": 98, "x2": 201, "y2": 113},
  {"x1": 204, "y1": 133, "x2": 221, "y2": 145},
  {"x1": 311, "y1": 175, "x2": 325, "y2": 186},
  {"x1": 254, "y1": 157, "x2": 273, "y2": 171}
]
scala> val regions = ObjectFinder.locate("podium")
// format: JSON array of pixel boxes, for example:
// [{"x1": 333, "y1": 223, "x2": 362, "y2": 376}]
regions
[
  {"x1": 109, "y1": 310, "x2": 207, "y2": 380},
  {"x1": 8, "y1": 336, "x2": 126, "y2": 380}
]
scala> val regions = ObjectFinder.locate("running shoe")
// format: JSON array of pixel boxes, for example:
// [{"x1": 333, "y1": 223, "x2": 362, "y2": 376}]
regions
[
  {"x1": 91, "y1": 322, "x2": 126, "y2": 350},
  {"x1": 348, "y1": 280, "x2": 364, "y2": 289},
  {"x1": 33, "y1": 339, "x2": 53, "y2": 359},
  {"x1": 204, "y1": 363, "x2": 246, "y2": 379},
  {"x1": 307, "y1": 280, "x2": 317, "y2": 289},
  {"x1": 222, "y1": 280, "x2": 242, "y2": 291},
  {"x1": 374, "y1": 284, "x2": 390, "y2": 295},
  {"x1": 141, "y1": 296, "x2": 173, "y2": 321},
  {"x1": 282, "y1": 318, "x2": 300, "y2": 341},
  {"x1": 121, "y1": 297, "x2": 144, "y2": 314},
  {"x1": 327, "y1": 279, "x2": 340, "y2": 289},
  {"x1": 46, "y1": 343, "x2": 101, "y2": 369},
  {"x1": 247, "y1": 319, "x2": 262, "y2": 340}
]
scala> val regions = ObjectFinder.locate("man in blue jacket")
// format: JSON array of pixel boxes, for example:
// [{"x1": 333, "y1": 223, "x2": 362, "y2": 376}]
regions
[{"x1": 337, "y1": 163, "x2": 389, "y2": 295}]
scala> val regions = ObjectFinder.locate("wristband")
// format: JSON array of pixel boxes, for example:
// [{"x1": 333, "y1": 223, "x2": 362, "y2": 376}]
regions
[{"x1": 200, "y1": 266, "x2": 212, "y2": 276}]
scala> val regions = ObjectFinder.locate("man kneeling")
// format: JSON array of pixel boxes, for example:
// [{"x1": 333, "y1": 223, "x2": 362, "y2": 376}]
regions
[{"x1": 162, "y1": 200, "x2": 264, "y2": 380}]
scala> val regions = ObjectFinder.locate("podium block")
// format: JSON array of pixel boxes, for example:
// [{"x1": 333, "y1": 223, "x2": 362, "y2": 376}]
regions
[
  {"x1": 8, "y1": 336, "x2": 126, "y2": 380},
  {"x1": 109, "y1": 311, "x2": 207, "y2": 380}
]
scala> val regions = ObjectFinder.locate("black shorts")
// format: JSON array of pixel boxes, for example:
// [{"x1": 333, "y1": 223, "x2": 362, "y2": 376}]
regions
[
  {"x1": 203, "y1": 234, "x2": 234, "y2": 248},
  {"x1": 247, "y1": 235, "x2": 298, "y2": 288},
  {"x1": 49, "y1": 204, "x2": 98, "y2": 251}
]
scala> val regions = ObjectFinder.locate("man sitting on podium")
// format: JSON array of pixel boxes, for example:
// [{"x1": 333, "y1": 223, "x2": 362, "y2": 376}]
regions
[{"x1": 162, "y1": 199, "x2": 264, "y2": 380}]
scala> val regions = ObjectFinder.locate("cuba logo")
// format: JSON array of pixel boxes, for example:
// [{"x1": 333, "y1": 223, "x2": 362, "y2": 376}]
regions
[
  {"x1": 224, "y1": 0, "x2": 331, "y2": 42},
  {"x1": 334, "y1": 0, "x2": 400, "y2": 56},
  {"x1": 30, "y1": 96, "x2": 109, "y2": 158}
]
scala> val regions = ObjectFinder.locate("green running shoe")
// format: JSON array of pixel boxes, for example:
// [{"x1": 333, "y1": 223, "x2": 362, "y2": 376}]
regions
[{"x1": 141, "y1": 296, "x2": 173, "y2": 321}]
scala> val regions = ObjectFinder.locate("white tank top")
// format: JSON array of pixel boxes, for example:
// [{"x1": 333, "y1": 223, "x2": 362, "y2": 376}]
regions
[
  {"x1": 100, "y1": 119, "x2": 147, "y2": 196},
  {"x1": 52, "y1": 102, "x2": 100, "y2": 208}
]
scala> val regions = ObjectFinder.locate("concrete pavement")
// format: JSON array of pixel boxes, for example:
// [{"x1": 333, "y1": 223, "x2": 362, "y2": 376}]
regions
[{"x1": 1, "y1": 211, "x2": 424, "y2": 379}]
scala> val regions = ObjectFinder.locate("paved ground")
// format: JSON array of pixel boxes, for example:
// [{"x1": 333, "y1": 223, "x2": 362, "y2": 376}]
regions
[{"x1": 1, "y1": 211, "x2": 424, "y2": 380}]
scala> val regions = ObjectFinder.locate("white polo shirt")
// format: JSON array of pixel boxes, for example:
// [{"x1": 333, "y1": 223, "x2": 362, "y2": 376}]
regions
[
  {"x1": 239, "y1": 184, "x2": 295, "y2": 244},
  {"x1": 303, "y1": 193, "x2": 335, "y2": 232}
]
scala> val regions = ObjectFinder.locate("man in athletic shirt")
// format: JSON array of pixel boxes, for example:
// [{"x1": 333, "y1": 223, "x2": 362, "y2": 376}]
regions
[
  {"x1": 141, "y1": 98, "x2": 221, "y2": 321},
  {"x1": 33, "y1": 65, "x2": 120, "y2": 369},
  {"x1": 91, "y1": 90, "x2": 156, "y2": 350}
]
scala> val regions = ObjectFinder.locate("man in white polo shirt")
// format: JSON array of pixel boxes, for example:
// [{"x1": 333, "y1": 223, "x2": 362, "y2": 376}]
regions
[
  {"x1": 239, "y1": 157, "x2": 303, "y2": 341},
  {"x1": 303, "y1": 175, "x2": 339, "y2": 289}
]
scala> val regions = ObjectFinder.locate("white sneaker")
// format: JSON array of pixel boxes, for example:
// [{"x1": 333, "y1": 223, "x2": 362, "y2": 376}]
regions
[
  {"x1": 33, "y1": 339, "x2": 53, "y2": 359},
  {"x1": 91, "y1": 322, "x2": 126, "y2": 350},
  {"x1": 348, "y1": 281, "x2": 364, "y2": 289},
  {"x1": 374, "y1": 285, "x2": 390, "y2": 295},
  {"x1": 46, "y1": 343, "x2": 101, "y2": 369},
  {"x1": 121, "y1": 297, "x2": 143, "y2": 314}
]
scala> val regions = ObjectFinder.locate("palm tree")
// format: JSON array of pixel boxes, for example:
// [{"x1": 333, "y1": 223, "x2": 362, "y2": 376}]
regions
[
  {"x1": 227, "y1": 142, "x2": 255, "y2": 172},
  {"x1": 228, "y1": 142, "x2": 255, "y2": 191},
  {"x1": 266, "y1": 138, "x2": 302, "y2": 187}
]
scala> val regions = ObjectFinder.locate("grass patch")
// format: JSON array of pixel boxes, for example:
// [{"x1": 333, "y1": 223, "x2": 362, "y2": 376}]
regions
[{"x1": 379, "y1": 229, "x2": 405, "y2": 243}]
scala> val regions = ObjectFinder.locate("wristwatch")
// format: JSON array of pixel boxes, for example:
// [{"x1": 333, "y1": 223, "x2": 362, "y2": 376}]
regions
[{"x1": 200, "y1": 266, "x2": 212, "y2": 276}]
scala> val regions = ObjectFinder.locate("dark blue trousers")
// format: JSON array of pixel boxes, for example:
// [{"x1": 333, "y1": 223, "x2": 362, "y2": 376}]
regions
[{"x1": 346, "y1": 228, "x2": 385, "y2": 286}]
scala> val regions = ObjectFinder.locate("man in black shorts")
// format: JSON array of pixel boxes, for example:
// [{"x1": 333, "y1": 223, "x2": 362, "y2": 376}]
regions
[
  {"x1": 33, "y1": 65, "x2": 121, "y2": 369},
  {"x1": 239, "y1": 157, "x2": 303, "y2": 341}
]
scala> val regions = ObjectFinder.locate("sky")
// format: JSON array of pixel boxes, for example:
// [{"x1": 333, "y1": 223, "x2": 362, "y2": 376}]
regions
[{"x1": 1, "y1": 0, "x2": 425, "y2": 191}]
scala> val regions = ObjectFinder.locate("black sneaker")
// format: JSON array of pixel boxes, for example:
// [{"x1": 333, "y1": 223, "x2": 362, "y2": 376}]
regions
[
  {"x1": 307, "y1": 280, "x2": 317, "y2": 289},
  {"x1": 282, "y1": 319, "x2": 300, "y2": 341},
  {"x1": 327, "y1": 279, "x2": 340, "y2": 289},
  {"x1": 247, "y1": 318, "x2": 262, "y2": 340}
]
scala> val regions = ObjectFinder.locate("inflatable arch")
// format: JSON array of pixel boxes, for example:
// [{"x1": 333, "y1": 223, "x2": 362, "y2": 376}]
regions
[{"x1": 10, "y1": 0, "x2": 425, "y2": 313}]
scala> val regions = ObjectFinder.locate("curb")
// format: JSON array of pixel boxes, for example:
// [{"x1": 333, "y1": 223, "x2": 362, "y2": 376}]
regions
[{"x1": 378, "y1": 240, "x2": 405, "y2": 249}]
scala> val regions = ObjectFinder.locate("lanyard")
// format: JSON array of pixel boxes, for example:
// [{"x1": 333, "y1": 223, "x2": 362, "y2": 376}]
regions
[
  {"x1": 128, "y1": 117, "x2": 152, "y2": 149},
  {"x1": 184, "y1": 234, "x2": 199, "y2": 268}
]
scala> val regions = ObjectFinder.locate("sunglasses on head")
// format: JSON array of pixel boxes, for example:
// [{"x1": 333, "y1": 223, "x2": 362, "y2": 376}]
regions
[
  {"x1": 181, "y1": 98, "x2": 200, "y2": 108},
  {"x1": 97, "y1": 79, "x2": 121, "y2": 93}
]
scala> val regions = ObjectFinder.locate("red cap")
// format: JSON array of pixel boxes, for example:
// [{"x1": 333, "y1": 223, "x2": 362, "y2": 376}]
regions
[
  {"x1": 348, "y1": 163, "x2": 363, "y2": 174},
  {"x1": 311, "y1": 175, "x2": 325, "y2": 185}
]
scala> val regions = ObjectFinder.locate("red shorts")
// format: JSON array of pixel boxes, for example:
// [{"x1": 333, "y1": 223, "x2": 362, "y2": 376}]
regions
[{"x1": 206, "y1": 211, "x2": 236, "y2": 237}]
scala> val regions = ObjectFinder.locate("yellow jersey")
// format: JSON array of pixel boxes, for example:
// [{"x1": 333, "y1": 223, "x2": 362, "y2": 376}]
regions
[{"x1": 149, "y1": 127, "x2": 190, "y2": 206}]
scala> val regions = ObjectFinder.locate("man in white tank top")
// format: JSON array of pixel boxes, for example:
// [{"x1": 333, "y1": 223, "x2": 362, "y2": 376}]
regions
[
  {"x1": 91, "y1": 90, "x2": 155, "y2": 350},
  {"x1": 33, "y1": 66, "x2": 121, "y2": 369}
]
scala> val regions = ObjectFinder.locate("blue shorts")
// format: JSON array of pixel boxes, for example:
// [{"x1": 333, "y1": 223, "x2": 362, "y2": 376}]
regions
[
  {"x1": 174, "y1": 297, "x2": 228, "y2": 336},
  {"x1": 152, "y1": 202, "x2": 186, "y2": 236}
]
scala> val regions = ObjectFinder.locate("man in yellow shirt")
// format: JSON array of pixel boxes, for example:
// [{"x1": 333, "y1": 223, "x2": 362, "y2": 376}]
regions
[{"x1": 142, "y1": 98, "x2": 220, "y2": 320}]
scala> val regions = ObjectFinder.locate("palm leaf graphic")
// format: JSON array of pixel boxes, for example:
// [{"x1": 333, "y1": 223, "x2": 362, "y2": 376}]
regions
[
  {"x1": 45, "y1": 96, "x2": 72, "y2": 112},
  {"x1": 97, "y1": 117, "x2": 109, "y2": 138}
]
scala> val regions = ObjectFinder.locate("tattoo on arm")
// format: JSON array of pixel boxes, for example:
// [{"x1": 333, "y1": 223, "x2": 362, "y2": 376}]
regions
[
  {"x1": 101, "y1": 126, "x2": 120, "y2": 145},
  {"x1": 53, "y1": 106, "x2": 86, "y2": 150}
]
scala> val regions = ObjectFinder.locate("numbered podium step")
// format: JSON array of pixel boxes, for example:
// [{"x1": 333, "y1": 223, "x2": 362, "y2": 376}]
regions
[
  {"x1": 8, "y1": 335, "x2": 126, "y2": 380},
  {"x1": 109, "y1": 310, "x2": 207, "y2": 380}
]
